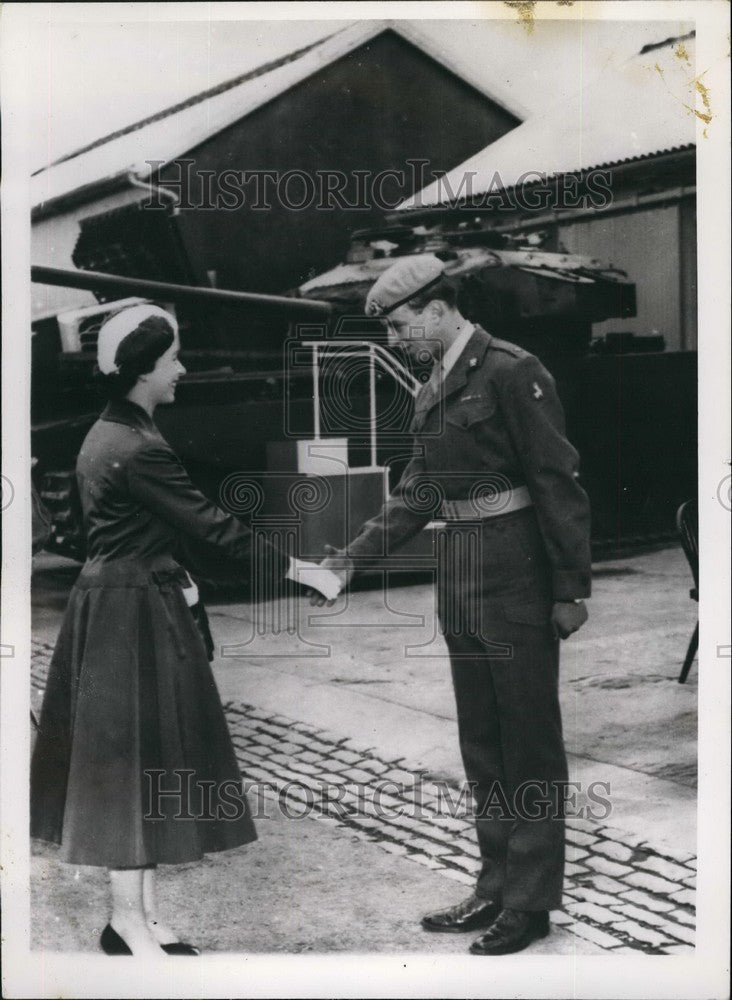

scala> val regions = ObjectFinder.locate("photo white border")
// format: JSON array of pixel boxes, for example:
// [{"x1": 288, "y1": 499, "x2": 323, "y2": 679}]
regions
[{"x1": 2, "y1": 2, "x2": 729, "y2": 997}]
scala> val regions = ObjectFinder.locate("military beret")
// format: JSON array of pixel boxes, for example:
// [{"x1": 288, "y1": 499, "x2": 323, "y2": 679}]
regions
[{"x1": 365, "y1": 254, "x2": 445, "y2": 317}]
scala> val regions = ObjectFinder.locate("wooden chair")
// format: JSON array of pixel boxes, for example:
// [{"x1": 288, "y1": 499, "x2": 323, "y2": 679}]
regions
[{"x1": 676, "y1": 499, "x2": 698, "y2": 683}]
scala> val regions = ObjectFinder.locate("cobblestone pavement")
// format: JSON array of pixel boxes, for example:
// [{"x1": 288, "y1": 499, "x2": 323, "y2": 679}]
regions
[{"x1": 31, "y1": 640, "x2": 696, "y2": 956}]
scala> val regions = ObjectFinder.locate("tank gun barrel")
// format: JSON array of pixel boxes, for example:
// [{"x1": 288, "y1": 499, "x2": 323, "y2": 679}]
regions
[{"x1": 31, "y1": 265, "x2": 333, "y2": 319}]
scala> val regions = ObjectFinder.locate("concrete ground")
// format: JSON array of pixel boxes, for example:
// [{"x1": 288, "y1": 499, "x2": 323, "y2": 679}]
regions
[{"x1": 29, "y1": 544, "x2": 697, "y2": 957}]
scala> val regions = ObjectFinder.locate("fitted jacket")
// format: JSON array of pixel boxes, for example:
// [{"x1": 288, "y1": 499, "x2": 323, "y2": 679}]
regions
[
  {"x1": 347, "y1": 326, "x2": 591, "y2": 601},
  {"x1": 76, "y1": 397, "x2": 289, "y2": 579},
  {"x1": 31, "y1": 395, "x2": 270, "y2": 867}
]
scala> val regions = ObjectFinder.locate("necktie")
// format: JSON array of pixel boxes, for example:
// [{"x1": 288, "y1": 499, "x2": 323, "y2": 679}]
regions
[
  {"x1": 422, "y1": 361, "x2": 442, "y2": 406},
  {"x1": 413, "y1": 361, "x2": 442, "y2": 430}
]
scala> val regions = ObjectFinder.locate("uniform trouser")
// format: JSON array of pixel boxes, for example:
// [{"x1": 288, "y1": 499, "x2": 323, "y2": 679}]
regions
[
  {"x1": 437, "y1": 513, "x2": 567, "y2": 911},
  {"x1": 445, "y1": 629, "x2": 567, "y2": 911}
]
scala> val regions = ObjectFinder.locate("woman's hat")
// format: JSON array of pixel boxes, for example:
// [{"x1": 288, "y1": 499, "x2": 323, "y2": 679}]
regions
[{"x1": 97, "y1": 304, "x2": 177, "y2": 375}]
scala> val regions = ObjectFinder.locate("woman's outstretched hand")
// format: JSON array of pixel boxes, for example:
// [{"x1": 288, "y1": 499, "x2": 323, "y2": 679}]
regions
[
  {"x1": 286, "y1": 554, "x2": 343, "y2": 603},
  {"x1": 308, "y1": 544, "x2": 355, "y2": 607}
]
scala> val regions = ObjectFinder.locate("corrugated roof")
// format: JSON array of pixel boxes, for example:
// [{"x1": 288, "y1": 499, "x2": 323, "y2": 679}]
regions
[
  {"x1": 398, "y1": 32, "x2": 697, "y2": 211},
  {"x1": 31, "y1": 20, "x2": 526, "y2": 213}
]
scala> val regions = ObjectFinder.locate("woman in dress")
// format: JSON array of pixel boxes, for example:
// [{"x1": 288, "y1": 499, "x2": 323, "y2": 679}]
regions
[{"x1": 30, "y1": 304, "x2": 338, "y2": 956}]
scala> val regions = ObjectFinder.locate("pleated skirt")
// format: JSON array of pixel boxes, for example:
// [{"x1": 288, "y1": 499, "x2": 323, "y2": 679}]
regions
[{"x1": 30, "y1": 555, "x2": 257, "y2": 867}]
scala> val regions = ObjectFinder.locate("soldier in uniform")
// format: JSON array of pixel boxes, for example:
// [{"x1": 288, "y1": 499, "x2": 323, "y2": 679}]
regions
[{"x1": 314, "y1": 254, "x2": 591, "y2": 955}]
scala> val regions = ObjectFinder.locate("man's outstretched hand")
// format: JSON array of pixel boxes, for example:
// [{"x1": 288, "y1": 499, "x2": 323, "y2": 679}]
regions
[
  {"x1": 309, "y1": 544, "x2": 355, "y2": 607},
  {"x1": 550, "y1": 600, "x2": 588, "y2": 639},
  {"x1": 286, "y1": 556, "x2": 342, "y2": 602}
]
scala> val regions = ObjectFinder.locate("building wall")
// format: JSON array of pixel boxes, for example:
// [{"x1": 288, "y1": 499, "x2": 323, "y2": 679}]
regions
[
  {"x1": 678, "y1": 195, "x2": 698, "y2": 351},
  {"x1": 559, "y1": 198, "x2": 697, "y2": 351},
  {"x1": 161, "y1": 30, "x2": 519, "y2": 299},
  {"x1": 31, "y1": 187, "x2": 145, "y2": 320}
]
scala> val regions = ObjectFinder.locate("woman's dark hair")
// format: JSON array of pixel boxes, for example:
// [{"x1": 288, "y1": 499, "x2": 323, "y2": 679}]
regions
[{"x1": 94, "y1": 313, "x2": 176, "y2": 400}]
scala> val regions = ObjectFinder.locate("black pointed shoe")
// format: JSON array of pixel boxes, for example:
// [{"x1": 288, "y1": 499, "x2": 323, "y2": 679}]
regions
[
  {"x1": 161, "y1": 942, "x2": 201, "y2": 955},
  {"x1": 469, "y1": 908, "x2": 550, "y2": 955},
  {"x1": 421, "y1": 894, "x2": 502, "y2": 933},
  {"x1": 100, "y1": 924, "x2": 132, "y2": 955}
]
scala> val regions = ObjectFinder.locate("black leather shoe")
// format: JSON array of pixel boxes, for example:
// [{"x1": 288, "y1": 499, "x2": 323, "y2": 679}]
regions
[
  {"x1": 161, "y1": 942, "x2": 201, "y2": 955},
  {"x1": 469, "y1": 909, "x2": 550, "y2": 955},
  {"x1": 421, "y1": 895, "x2": 502, "y2": 933},
  {"x1": 100, "y1": 923, "x2": 200, "y2": 955},
  {"x1": 100, "y1": 924, "x2": 132, "y2": 955}
]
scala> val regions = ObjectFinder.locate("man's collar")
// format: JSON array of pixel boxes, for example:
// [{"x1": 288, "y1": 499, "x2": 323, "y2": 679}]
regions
[
  {"x1": 439, "y1": 323, "x2": 475, "y2": 378},
  {"x1": 421, "y1": 326, "x2": 491, "y2": 412}
]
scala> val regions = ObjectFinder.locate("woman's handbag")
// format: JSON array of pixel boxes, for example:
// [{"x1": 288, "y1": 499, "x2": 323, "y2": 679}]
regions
[{"x1": 151, "y1": 566, "x2": 216, "y2": 662}]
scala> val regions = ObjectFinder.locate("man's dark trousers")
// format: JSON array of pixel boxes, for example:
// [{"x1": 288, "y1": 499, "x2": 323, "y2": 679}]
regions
[{"x1": 436, "y1": 507, "x2": 567, "y2": 912}]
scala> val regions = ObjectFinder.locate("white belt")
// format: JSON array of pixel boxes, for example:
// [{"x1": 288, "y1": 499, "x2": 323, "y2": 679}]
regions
[{"x1": 439, "y1": 485, "x2": 532, "y2": 521}]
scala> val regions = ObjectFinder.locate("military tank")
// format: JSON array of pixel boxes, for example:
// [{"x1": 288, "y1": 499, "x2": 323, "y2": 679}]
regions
[
  {"x1": 292, "y1": 219, "x2": 696, "y2": 551},
  {"x1": 31, "y1": 214, "x2": 696, "y2": 563}
]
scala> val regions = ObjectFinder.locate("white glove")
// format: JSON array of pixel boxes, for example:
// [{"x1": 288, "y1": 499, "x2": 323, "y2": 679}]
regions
[{"x1": 286, "y1": 557, "x2": 342, "y2": 602}]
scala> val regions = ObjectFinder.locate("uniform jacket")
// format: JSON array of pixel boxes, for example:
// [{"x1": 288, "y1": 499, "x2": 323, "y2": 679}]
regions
[
  {"x1": 347, "y1": 326, "x2": 591, "y2": 601},
  {"x1": 77, "y1": 397, "x2": 289, "y2": 579}
]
